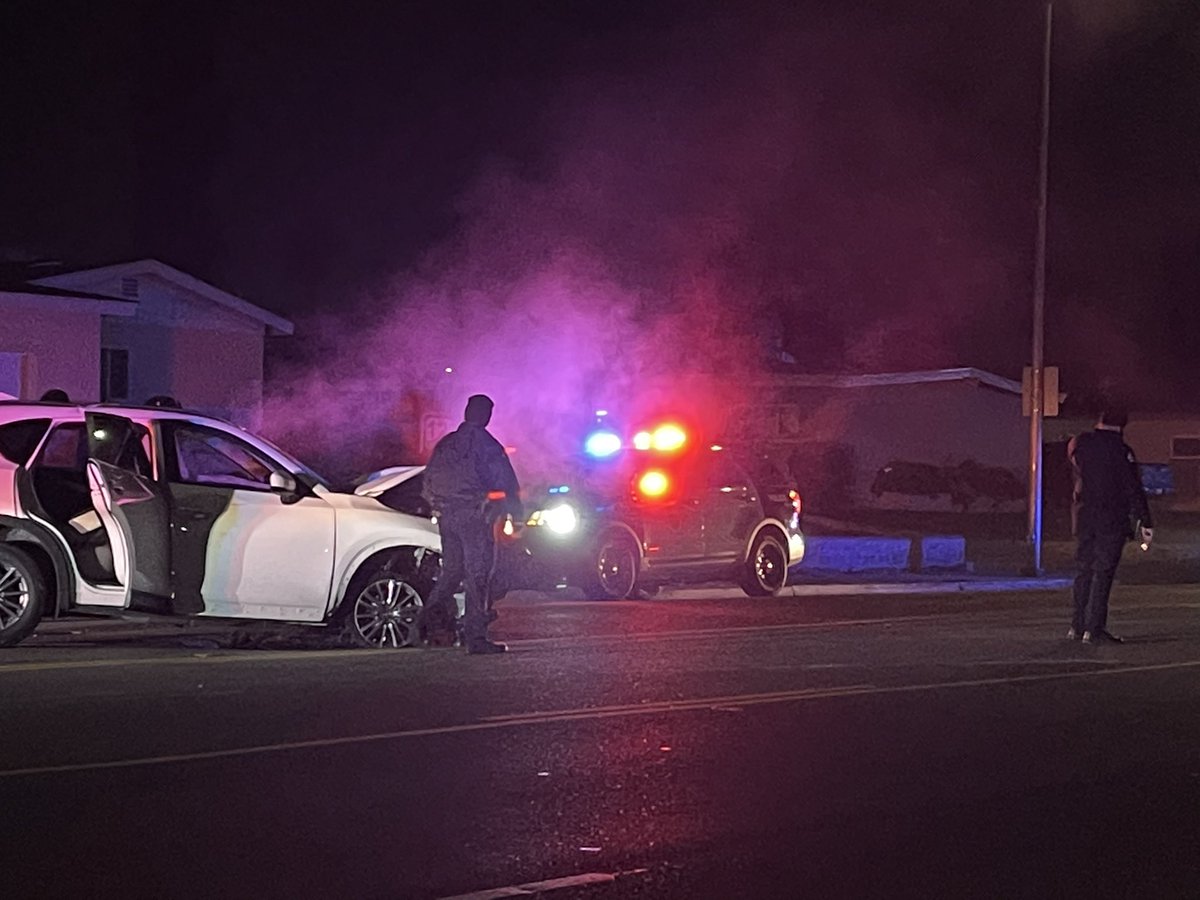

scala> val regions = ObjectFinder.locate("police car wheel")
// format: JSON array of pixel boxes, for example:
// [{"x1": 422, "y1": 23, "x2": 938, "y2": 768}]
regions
[
  {"x1": 0, "y1": 544, "x2": 46, "y2": 648},
  {"x1": 587, "y1": 532, "x2": 639, "y2": 600},
  {"x1": 740, "y1": 533, "x2": 788, "y2": 597},
  {"x1": 341, "y1": 567, "x2": 424, "y2": 648}
]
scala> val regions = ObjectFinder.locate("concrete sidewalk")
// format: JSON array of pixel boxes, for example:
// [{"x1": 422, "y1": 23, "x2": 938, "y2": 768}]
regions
[{"x1": 659, "y1": 576, "x2": 1072, "y2": 601}]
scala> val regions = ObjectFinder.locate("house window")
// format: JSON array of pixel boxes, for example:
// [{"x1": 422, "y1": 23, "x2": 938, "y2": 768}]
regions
[
  {"x1": 0, "y1": 351, "x2": 25, "y2": 397},
  {"x1": 100, "y1": 348, "x2": 129, "y2": 401},
  {"x1": 1171, "y1": 437, "x2": 1200, "y2": 459},
  {"x1": 120, "y1": 277, "x2": 139, "y2": 299}
]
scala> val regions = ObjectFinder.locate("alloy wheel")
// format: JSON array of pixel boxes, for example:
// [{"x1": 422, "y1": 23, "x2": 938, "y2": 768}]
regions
[
  {"x1": 0, "y1": 563, "x2": 31, "y2": 630},
  {"x1": 351, "y1": 577, "x2": 423, "y2": 648}
]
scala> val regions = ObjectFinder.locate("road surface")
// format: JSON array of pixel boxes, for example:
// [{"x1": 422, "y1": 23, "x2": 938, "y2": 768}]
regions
[{"x1": 2, "y1": 583, "x2": 1198, "y2": 898}]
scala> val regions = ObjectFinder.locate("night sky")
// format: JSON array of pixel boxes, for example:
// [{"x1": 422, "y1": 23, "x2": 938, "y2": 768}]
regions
[{"x1": 3, "y1": 0, "x2": 1197, "y2": 412}]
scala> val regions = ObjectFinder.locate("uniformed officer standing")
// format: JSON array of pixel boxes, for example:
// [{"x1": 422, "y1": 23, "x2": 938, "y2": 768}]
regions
[
  {"x1": 420, "y1": 394, "x2": 521, "y2": 655},
  {"x1": 1067, "y1": 406, "x2": 1153, "y2": 644}
]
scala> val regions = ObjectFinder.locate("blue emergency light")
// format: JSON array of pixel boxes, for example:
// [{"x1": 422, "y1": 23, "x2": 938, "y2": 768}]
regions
[{"x1": 584, "y1": 430, "x2": 622, "y2": 458}]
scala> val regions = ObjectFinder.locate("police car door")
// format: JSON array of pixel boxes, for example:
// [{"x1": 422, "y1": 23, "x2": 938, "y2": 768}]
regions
[
  {"x1": 638, "y1": 468, "x2": 705, "y2": 564},
  {"x1": 701, "y1": 456, "x2": 761, "y2": 560},
  {"x1": 84, "y1": 412, "x2": 172, "y2": 608}
]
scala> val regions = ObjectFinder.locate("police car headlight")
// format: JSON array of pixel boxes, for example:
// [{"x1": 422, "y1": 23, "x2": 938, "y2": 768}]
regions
[{"x1": 528, "y1": 503, "x2": 578, "y2": 535}]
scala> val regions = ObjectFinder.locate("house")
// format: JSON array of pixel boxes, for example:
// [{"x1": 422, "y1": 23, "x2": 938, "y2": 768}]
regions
[
  {"x1": 0, "y1": 259, "x2": 292, "y2": 426},
  {"x1": 715, "y1": 368, "x2": 1031, "y2": 513},
  {"x1": 1123, "y1": 416, "x2": 1200, "y2": 505}
]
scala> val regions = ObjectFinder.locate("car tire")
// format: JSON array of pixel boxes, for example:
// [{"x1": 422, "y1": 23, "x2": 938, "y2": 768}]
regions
[
  {"x1": 740, "y1": 532, "x2": 788, "y2": 597},
  {"x1": 0, "y1": 544, "x2": 46, "y2": 648},
  {"x1": 585, "y1": 531, "x2": 640, "y2": 600},
  {"x1": 339, "y1": 564, "x2": 427, "y2": 648}
]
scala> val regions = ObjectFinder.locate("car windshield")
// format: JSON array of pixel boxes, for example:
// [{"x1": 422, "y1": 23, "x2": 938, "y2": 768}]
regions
[{"x1": 248, "y1": 433, "x2": 335, "y2": 491}]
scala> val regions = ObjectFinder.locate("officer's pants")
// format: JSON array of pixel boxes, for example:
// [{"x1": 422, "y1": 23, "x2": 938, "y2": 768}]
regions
[
  {"x1": 424, "y1": 506, "x2": 497, "y2": 645},
  {"x1": 1072, "y1": 525, "x2": 1127, "y2": 633}
]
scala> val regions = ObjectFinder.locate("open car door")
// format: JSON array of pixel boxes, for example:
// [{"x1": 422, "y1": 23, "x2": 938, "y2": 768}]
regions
[{"x1": 85, "y1": 412, "x2": 172, "y2": 608}]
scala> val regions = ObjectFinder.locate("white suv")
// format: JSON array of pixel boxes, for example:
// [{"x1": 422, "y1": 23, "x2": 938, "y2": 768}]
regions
[{"x1": 0, "y1": 402, "x2": 441, "y2": 648}]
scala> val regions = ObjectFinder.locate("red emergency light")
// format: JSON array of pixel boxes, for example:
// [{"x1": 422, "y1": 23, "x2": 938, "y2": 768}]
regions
[
  {"x1": 788, "y1": 489, "x2": 803, "y2": 515},
  {"x1": 632, "y1": 423, "x2": 688, "y2": 453},
  {"x1": 637, "y1": 469, "x2": 671, "y2": 499}
]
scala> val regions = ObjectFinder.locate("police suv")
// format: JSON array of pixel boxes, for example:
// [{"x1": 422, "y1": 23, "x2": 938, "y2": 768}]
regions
[
  {"x1": 0, "y1": 402, "x2": 441, "y2": 648},
  {"x1": 520, "y1": 423, "x2": 805, "y2": 599}
]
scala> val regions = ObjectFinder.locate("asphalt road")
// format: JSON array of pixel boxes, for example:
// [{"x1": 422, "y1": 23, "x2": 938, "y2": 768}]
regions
[{"x1": 2, "y1": 584, "x2": 1199, "y2": 899}]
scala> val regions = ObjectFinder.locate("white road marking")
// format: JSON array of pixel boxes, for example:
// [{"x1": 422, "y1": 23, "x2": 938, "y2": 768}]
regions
[
  {"x1": 478, "y1": 685, "x2": 875, "y2": 723},
  {"x1": 1, "y1": 660, "x2": 1198, "y2": 779},
  {"x1": 437, "y1": 869, "x2": 647, "y2": 900}
]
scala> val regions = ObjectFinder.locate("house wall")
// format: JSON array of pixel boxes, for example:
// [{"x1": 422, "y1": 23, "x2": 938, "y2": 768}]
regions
[
  {"x1": 727, "y1": 379, "x2": 1027, "y2": 511},
  {"x1": 1123, "y1": 417, "x2": 1200, "y2": 463},
  {"x1": 1124, "y1": 416, "x2": 1200, "y2": 501},
  {"x1": 100, "y1": 275, "x2": 267, "y2": 425},
  {"x1": 0, "y1": 300, "x2": 102, "y2": 400},
  {"x1": 172, "y1": 328, "x2": 264, "y2": 425}
]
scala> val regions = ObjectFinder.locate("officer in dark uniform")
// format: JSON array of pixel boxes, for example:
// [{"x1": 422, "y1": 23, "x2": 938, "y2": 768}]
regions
[
  {"x1": 419, "y1": 394, "x2": 521, "y2": 655},
  {"x1": 1067, "y1": 406, "x2": 1153, "y2": 644}
]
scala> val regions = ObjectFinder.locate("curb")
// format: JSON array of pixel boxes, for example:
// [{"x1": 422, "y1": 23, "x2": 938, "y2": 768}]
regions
[
  {"x1": 658, "y1": 577, "x2": 1072, "y2": 601},
  {"x1": 30, "y1": 619, "x2": 233, "y2": 639}
]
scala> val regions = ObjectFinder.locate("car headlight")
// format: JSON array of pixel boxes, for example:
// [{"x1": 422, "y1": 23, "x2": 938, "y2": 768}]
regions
[{"x1": 527, "y1": 503, "x2": 578, "y2": 535}]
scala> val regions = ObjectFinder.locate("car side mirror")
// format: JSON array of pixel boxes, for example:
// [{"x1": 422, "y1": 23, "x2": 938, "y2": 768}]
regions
[{"x1": 269, "y1": 471, "x2": 298, "y2": 495}]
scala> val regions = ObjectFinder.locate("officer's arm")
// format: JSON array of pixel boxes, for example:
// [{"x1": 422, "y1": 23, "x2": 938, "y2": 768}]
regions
[
  {"x1": 1124, "y1": 446, "x2": 1153, "y2": 529},
  {"x1": 1066, "y1": 435, "x2": 1083, "y2": 501},
  {"x1": 488, "y1": 444, "x2": 523, "y2": 520},
  {"x1": 421, "y1": 445, "x2": 443, "y2": 512},
  {"x1": 499, "y1": 453, "x2": 523, "y2": 521}
]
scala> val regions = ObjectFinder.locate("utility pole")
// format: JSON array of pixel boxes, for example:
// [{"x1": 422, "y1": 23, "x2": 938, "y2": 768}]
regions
[{"x1": 1027, "y1": 2, "x2": 1053, "y2": 574}]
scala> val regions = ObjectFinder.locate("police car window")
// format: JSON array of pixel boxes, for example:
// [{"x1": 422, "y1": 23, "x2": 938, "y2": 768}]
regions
[
  {"x1": 706, "y1": 456, "x2": 749, "y2": 491},
  {"x1": 171, "y1": 425, "x2": 276, "y2": 490},
  {"x1": 0, "y1": 419, "x2": 50, "y2": 464}
]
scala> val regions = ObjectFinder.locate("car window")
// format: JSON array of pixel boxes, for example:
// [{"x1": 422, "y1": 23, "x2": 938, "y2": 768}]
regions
[
  {"x1": 0, "y1": 419, "x2": 50, "y2": 465},
  {"x1": 705, "y1": 456, "x2": 750, "y2": 492},
  {"x1": 88, "y1": 415, "x2": 153, "y2": 477},
  {"x1": 37, "y1": 423, "x2": 87, "y2": 469},
  {"x1": 170, "y1": 424, "x2": 278, "y2": 490}
]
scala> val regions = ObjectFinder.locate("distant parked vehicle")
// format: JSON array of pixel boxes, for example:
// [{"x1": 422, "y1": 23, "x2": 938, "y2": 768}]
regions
[
  {"x1": 870, "y1": 459, "x2": 1023, "y2": 512},
  {"x1": 950, "y1": 460, "x2": 1025, "y2": 509},
  {"x1": 871, "y1": 461, "x2": 967, "y2": 509}
]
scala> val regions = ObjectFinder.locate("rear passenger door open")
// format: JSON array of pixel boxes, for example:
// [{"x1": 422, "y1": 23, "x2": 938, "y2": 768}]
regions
[{"x1": 84, "y1": 413, "x2": 172, "y2": 609}]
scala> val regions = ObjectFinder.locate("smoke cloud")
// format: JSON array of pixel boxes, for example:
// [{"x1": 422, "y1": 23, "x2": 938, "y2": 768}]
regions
[{"x1": 259, "y1": 0, "x2": 1198, "y2": 482}]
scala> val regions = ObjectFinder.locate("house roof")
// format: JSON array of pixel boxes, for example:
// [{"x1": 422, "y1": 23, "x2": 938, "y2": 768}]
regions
[
  {"x1": 0, "y1": 262, "x2": 138, "y2": 310},
  {"x1": 763, "y1": 367, "x2": 1024, "y2": 395},
  {"x1": 30, "y1": 259, "x2": 294, "y2": 336}
]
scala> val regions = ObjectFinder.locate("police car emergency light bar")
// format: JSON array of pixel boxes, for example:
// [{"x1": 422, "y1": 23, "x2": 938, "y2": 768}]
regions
[
  {"x1": 631, "y1": 423, "x2": 688, "y2": 453},
  {"x1": 584, "y1": 430, "x2": 622, "y2": 458}
]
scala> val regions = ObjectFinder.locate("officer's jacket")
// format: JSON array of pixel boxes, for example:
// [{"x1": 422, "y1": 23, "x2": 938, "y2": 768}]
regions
[
  {"x1": 1068, "y1": 429, "x2": 1153, "y2": 533},
  {"x1": 422, "y1": 421, "x2": 521, "y2": 517}
]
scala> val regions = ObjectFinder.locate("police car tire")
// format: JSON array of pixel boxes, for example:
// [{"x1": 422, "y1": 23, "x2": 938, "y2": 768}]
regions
[
  {"x1": 740, "y1": 532, "x2": 788, "y2": 597},
  {"x1": 586, "y1": 532, "x2": 640, "y2": 600},
  {"x1": 0, "y1": 544, "x2": 46, "y2": 648}
]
